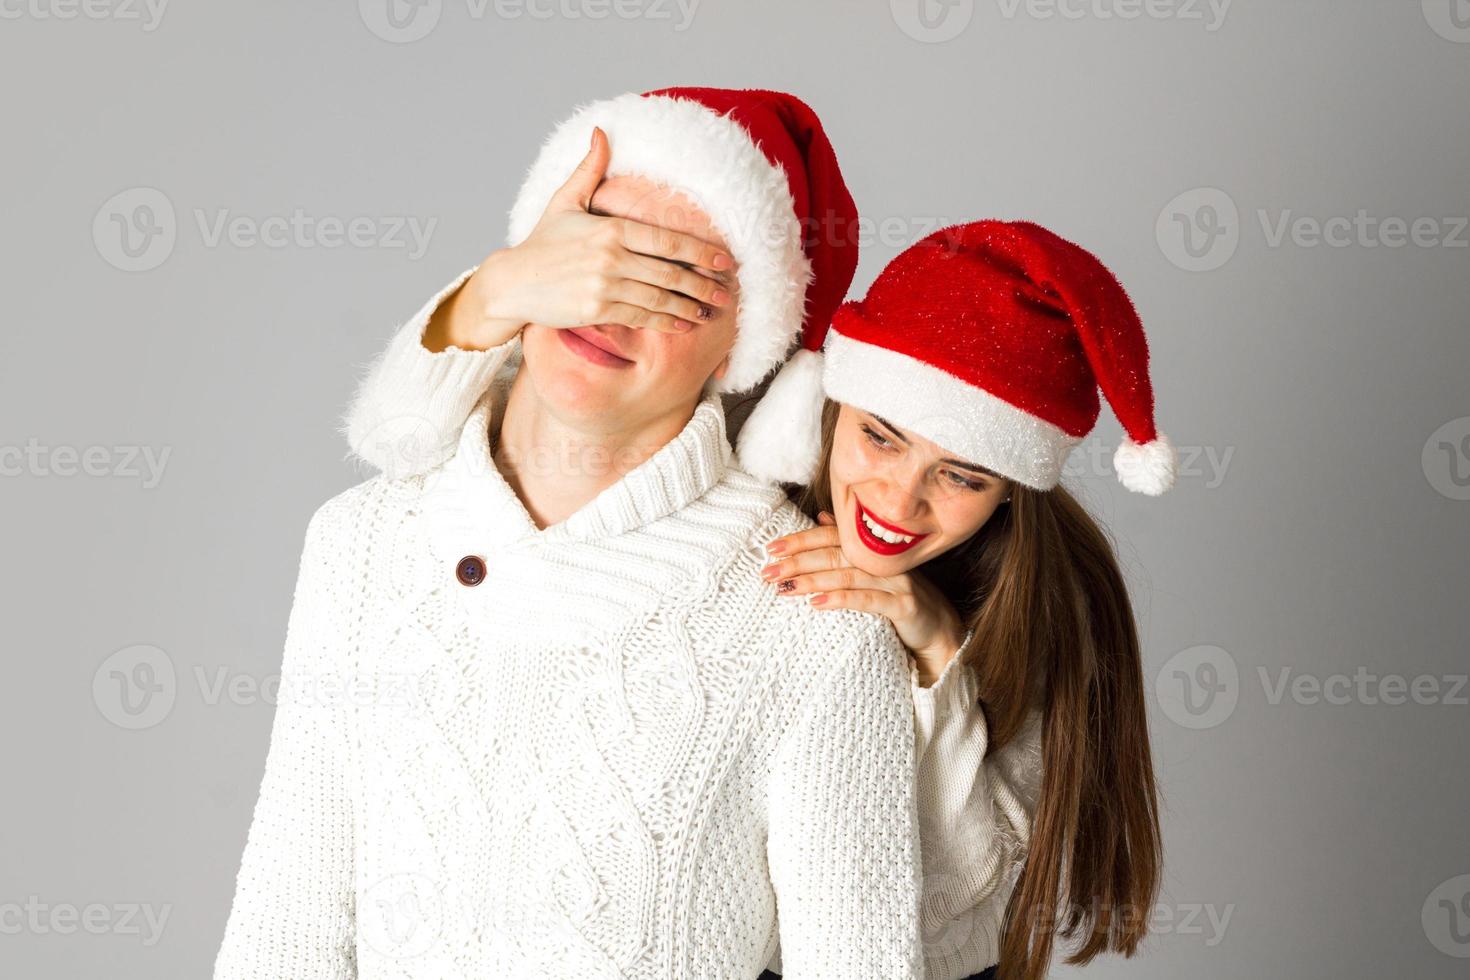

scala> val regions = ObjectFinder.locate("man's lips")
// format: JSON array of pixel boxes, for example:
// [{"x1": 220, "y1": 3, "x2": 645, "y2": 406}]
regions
[
  {"x1": 558, "y1": 327, "x2": 635, "y2": 365},
  {"x1": 564, "y1": 329, "x2": 629, "y2": 359},
  {"x1": 852, "y1": 496, "x2": 929, "y2": 557}
]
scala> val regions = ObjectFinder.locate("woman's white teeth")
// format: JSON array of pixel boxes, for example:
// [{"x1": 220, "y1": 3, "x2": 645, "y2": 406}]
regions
[{"x1": 862, "y1": 511, "x2": 914, "y2": 545}]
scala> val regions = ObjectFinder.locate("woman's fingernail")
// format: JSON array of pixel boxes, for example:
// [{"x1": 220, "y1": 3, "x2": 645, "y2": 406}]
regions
[
  {"x1": 766, "y1": 541, "x2": 786, "y2": 556},
  {"x1": 760, "y1": 565, "x2": 780, "y2": 581},
  {"x1": 711, "y1": 289, "x2": 730, "y2": 306},
  {"x1": 674, "y1": 320, "x2": 694, "y2": 331},
  {"x1": 712, "y1": 253, "x2": 732, "y2": 270},
  {"x1": 809, "y1": 593, "x2": 827, "y2": 606},
  {"x1": 696, "y1": 305, "x2": 714, "y2": 321},
  {"x1": 777, "y1": 580, "x2": 795, "y2": 594}
]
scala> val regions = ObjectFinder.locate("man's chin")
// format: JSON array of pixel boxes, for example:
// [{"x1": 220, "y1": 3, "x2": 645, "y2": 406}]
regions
[
  {"x1": 523, "y1": 338, "x2": 632, "y2": 408},
  {"x1": 535, "y1": 368, "x2": 633, "y2": 418}
]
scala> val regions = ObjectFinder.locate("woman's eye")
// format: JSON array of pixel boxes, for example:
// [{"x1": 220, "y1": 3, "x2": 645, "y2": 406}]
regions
[
  {"x1": 861, "y1": 425, "x2": 892, "y2": 450},
  {"x1": 945, "y1": 470, "x2": 985, "y2": 492}
]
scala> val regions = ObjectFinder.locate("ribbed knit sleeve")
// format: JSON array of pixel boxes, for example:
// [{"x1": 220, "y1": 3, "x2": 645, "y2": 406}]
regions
[
  {"x1": 341, "y1": 265, "x2": 520, "y2": 478},
  {"x1": 213, "y1": 502, "x2": 358, "y2": 980},
  {"x1": 909, "y1": 655, "x2": 1045, "y2": 980},
  {"x1": 766, "y1": 625, "x2": 927, "y2": 980}
]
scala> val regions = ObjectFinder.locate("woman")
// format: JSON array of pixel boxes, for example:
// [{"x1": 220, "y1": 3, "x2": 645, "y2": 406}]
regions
[
  {"x1": 345, "y1": 215, "x2": 1172, "y2": 980},
  {"x1": 740, "y1": 219, "x2": 1175, "y2": 980}
]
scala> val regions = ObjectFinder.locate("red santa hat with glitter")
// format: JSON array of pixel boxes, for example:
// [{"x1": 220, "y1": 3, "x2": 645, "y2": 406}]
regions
[
  {"x1": 505, "y1": 86, "x2": 859, "y2": 399},
  {"x1": 735, "y1": 219, "x2": 1179, "y2": 494}
]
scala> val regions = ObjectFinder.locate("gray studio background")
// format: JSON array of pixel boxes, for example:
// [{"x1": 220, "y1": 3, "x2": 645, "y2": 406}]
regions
[{"x1": 3, "y1": 1, "x2": 1467, "y2": 977}]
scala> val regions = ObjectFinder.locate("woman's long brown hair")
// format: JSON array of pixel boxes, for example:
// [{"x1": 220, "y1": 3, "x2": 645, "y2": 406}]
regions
[{"x1": 791, "y1": 398, "x2": 1162, "y2": 980}]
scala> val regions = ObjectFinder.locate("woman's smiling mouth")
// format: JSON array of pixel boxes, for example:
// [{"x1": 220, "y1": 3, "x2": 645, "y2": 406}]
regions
[{"x1": 853, "y1": 496, "x2": 929, "y2": 556}]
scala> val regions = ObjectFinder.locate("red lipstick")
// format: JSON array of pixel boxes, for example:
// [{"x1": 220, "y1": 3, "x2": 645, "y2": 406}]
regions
[{"x1": 852, "y1": 496, "x2": 929, "y2": 557}]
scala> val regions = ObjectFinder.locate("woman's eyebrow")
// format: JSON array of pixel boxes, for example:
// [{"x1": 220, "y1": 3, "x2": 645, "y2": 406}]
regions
[
  {"x1": 870, "y1": 414, "x2": 1001, "y2": 479},
  {"x1": 869, "y1": 414, "x2": 911, "y2": 444},
  {"x1": 945, "y1": 460, "x2": 1001, "y2": 479}
]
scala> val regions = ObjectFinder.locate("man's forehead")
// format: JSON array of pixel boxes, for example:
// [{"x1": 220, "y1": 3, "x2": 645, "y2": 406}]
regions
[{"x1": 589, "y1": 176, "x2": 725, "y2": 243}]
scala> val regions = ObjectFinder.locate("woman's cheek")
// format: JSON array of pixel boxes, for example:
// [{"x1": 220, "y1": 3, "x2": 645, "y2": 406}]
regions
[
  {"x1": 837, "y1": 426, "x2": 873, "y2": 467},
  {"x1": 829, "y1": 436, "x2": 867, "y2": 488},
  {"x1": 938, "y1": 495, "x2": 995, "y2": 542}
]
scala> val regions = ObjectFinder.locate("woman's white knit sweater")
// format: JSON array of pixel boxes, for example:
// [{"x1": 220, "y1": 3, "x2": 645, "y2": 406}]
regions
[{"x1": 216, "y1": 269, "x2": 1045, "y2": 980}]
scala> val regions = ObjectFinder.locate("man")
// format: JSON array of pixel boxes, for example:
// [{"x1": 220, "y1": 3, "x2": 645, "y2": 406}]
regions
[{"x1": 214, "y1": 88, "x2": 926, "y2": 980}]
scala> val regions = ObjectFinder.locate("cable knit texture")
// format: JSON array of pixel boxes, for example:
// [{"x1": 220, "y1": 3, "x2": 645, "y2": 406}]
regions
[
  {"x1": 217, "y1": 371, "x2": 931, "y2": 978},
  {"x1": 310, "y1": 271, "x2": 1047, "y2": 979}
]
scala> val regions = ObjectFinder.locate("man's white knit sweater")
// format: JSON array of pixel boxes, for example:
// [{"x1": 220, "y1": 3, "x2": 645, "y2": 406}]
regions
[{"x1": 216, "y1": 271, "x2": 1045, "y2": 980}]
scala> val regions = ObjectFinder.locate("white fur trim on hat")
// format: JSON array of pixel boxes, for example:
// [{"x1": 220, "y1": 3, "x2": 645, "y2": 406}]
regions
[
  {"x1": 734, "y1": 347, "x2": 826, "y2": 484},
  {"x1": 1113, "y1": 432, "x2": 1177, "y2": 495},
  {"x1": 506, "y1": 92, "x2": 811, "y2": 395},
  {"x1": 822, "y1": 330, "x2": 1080, "y2": 491}
]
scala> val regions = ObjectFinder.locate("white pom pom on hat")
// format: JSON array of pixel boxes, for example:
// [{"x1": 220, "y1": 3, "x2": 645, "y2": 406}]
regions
[
  {"x1": 733, "y1": 347, "x2": 827, "y2": 485},
  {"x1": 1114, "y1": 432, "x2": 1179, "y2": 496}
]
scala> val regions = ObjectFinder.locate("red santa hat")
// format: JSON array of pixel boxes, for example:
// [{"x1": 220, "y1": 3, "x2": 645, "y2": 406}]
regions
[
  {"x1": 504, "y1": 87, "x2": 859, "y2": 397},
  {"x1": 735, "y1": 220, "x2": 1179, "y2": 495}
]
